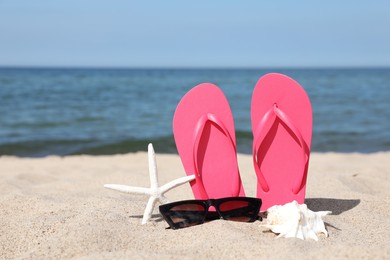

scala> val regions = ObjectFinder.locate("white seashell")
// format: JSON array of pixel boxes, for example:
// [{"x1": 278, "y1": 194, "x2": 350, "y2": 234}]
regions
[{"x1": 261, "y1": 200, "x2": 331, "y2": 241}]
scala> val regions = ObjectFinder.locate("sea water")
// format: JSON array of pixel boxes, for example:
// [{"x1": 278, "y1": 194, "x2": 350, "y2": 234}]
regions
[{"x1": 0, "y1": 67, "x2": 389, "y2": 157}]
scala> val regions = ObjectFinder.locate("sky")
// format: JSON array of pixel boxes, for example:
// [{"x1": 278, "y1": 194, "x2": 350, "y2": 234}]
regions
[{"x1": 0, "y1": 1, "x2": 389, "y2": 68}]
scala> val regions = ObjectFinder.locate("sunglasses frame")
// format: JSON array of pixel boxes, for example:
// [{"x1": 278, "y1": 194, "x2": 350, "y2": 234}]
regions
[{"x1": 159, "y1": 196, "x2": 262, "y2": 230}]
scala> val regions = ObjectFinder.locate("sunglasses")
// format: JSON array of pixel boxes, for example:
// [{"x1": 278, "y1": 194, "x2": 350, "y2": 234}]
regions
[{"x1": 159, "y1": 197, "x2": 262, "y2": 230}]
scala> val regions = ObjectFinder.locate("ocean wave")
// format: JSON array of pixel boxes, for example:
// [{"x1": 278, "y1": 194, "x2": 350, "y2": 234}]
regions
[{"x1": 2, "y1": 132, "x2": 390, "y2": 157}]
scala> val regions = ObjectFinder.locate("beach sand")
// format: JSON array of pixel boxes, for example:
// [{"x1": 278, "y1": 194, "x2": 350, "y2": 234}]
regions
[{"x1": 1, "y1": 152, "x2": 390, "y2": 259}]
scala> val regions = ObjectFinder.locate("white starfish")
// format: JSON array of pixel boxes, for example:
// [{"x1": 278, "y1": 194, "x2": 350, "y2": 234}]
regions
[{"x1": 104, "y1": 143, "x2": 195, "y2": 224}]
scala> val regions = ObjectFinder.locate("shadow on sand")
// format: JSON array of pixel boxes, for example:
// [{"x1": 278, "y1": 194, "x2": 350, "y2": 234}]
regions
[
  {"x1": 129, "y1": 213, "x2": 165, "y2": 222},
  {"x1": 305, "y1": 198, "x2": 360, "y2": 215}
]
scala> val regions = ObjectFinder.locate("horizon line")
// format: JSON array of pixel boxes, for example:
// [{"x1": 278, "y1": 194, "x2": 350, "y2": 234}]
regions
[{"x1": 1, "y1": 65, "x2": 390, "y2": 70}]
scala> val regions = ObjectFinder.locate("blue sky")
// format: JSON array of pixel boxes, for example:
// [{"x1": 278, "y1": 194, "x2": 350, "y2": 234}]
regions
[{"x1": 0, "y1": 1, "x2": 389, "y2": 68}]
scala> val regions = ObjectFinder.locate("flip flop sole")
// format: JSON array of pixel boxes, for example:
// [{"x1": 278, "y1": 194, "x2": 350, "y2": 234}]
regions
[
  {"x1": 173, "y1": 83, "x2": 245, "y2": 199},
  {"x1": 251, "y1": 73, "x2": 312, "y2": 211}
]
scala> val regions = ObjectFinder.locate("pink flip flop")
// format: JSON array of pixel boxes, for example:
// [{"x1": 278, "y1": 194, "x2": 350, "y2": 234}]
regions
[
  {"x1": 251, "y1": 73, "x2": 312, "y2": 211},
  {"x1": 173, "y1": 83, "x2": 245, "y2": 199}
]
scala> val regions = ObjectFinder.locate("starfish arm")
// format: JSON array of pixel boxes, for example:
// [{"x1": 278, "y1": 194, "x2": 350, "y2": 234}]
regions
[
  {"x1": 142, "y1": 195, "x2": 158, "y2": 225},
  {"x1": 104, "y1": 184, "x2": 151, "y2": 195},
  {"x1": 148, "y1": 143, "x2": 159, "y2": 189},
  {"x1": 104, "y1": 144, "x2": 197, "y2": 225},
  {"x1": 159, "y1": 175, "x2": 196, "y2": 194}
]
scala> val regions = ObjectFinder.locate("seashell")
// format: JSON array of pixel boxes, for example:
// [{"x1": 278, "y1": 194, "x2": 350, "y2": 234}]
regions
[{"x1": 261, "y1": 200, "x2": 331, "y2": 241}]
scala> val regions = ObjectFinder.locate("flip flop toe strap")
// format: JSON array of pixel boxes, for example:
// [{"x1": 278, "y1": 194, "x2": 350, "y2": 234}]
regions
[
  {"x1": 192, "y1": 113, "x2": 239, "y2": 198},
  {"x1": 253, "y1": 104, "x2": 309, "y2": 194}
]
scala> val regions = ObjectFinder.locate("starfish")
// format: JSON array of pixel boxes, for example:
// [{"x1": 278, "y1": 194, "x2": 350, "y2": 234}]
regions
[{"x1": 104, "y1": 143, "x2": 195, "y2": 224}]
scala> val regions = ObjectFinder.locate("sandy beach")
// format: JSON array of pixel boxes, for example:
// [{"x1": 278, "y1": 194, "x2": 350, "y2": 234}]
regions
[{"x1": 1, "y1": 151, "x2": 390, "y2": 259}]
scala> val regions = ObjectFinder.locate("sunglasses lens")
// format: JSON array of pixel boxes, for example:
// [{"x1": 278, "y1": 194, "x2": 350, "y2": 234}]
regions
[
  {"x1": 218, "y1": 199, "x2": 259, "y2": 222},
  {"x1": 160, "y1": 197, "x2": 261, "y2": 229},
  {"x1": 163, "y1": 203, "x2": 207, "y2": 229}
]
